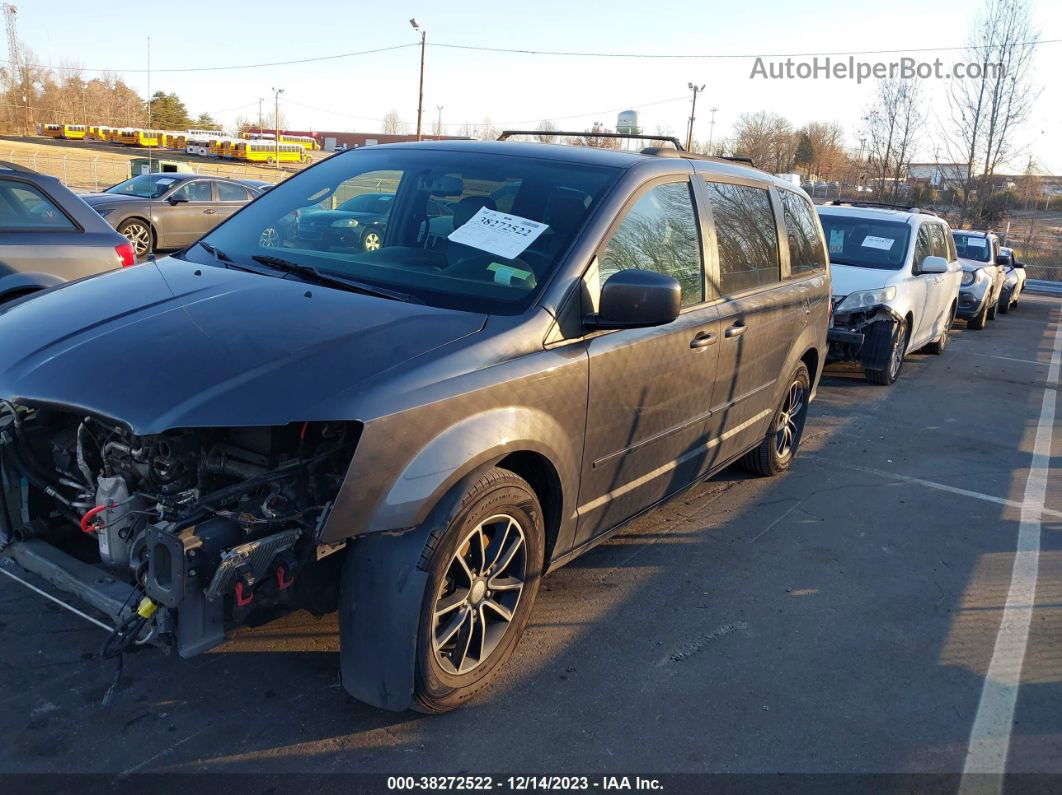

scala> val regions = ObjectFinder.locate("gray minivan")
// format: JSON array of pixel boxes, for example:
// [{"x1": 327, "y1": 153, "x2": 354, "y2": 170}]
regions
[{"x1": 0, "y1": 136, "x2": 829, "y2": 713}]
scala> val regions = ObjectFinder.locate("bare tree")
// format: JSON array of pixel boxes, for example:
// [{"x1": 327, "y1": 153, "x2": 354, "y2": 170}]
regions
[
  {"x1": 863, "y1": 79, "x2": 923, "y2": 200},
  {"x1": 572, "y1": 122, "x2": 619, "y2": 149},
  {"x1": 942, "y1": 0, "x2": 1038, "y2": 222},
  {"x1": 479, "y1": 116, "x2": 499, "y2": 141},
  {"x1": 382, "y1": 109, "x2": 405, "y2": 135},
  {"x1": 534, "y1": 119, "x2": 558, "y2": 143},
  {"x1": 731, "y1": 111, "x2": 796, "y2": 172},
  {"x1": 799, "y1": 121, "x2": 847, "y2": 182}
]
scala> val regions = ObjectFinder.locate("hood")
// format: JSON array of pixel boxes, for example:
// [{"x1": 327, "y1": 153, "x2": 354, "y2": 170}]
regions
[
  {"x1": 958, "y1": 257, "x2": 993, "y2": 272},
  {"x1": 81, "y1": 192, "x2": 150, "y2": 207},
  {"x1": 0, "y1": 258, "x2": 485, "y2": 434},
  {"x1": 829, "y1": 263, "x2": 896, "y2": 297}
]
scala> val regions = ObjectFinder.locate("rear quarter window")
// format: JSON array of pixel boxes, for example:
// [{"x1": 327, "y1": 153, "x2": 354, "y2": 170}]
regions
[
  {"x1": 779, "y1": 190, "x2": 826, "y2": 275},
  {"x1": 0, "y1": 181, "x2": 76, "y2": 231}
]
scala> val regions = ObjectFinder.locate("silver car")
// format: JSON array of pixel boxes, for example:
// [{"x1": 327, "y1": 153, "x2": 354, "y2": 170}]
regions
[
  {"x1": 953, "y1": 229, "x2": 1006, "y2": 330},
  {"x1": 997, "y1": 246, "x2": 1026, "y2": 313},
  {"x1": 0, "y1": 161, "x2": 134, "y2": 305},
  {"x1": 83, "y1": 173, "x2": 267, "y2": 258}
]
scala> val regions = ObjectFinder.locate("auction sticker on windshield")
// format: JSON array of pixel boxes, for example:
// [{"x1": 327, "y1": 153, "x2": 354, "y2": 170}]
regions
[
  {"x1": 448, "y1": 207, "x2": 548, "y2": 261},
  {"x1": 862, "y1": 235, "x2": 895, "y2": 251}
]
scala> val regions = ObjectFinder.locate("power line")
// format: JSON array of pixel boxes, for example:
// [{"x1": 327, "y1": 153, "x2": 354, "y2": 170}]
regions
[
  {"x1": 430, "y1": 38, "x2": 1061, "y2": 59},
  {"x1": 3, "y1": 37, "x2": 1059, "y2": 75}
]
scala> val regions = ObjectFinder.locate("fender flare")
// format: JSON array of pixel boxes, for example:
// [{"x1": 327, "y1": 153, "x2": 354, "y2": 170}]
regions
[{"x1": 326, "y1": 406, "x2": 575, "y2": 543}]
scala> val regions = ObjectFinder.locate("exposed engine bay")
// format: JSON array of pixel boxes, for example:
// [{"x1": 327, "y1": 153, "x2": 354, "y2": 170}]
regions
[{"x1": 0, "y1": 401, "x2": 357, "y2": 658}]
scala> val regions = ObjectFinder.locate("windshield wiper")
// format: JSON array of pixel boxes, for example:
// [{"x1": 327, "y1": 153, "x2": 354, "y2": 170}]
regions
[
  {"x1": 251, "y1": 254, "x2": 421, "y2": 303},
  {"x1": 197, "y1": 241, "x2": 264, "y2": 273}
]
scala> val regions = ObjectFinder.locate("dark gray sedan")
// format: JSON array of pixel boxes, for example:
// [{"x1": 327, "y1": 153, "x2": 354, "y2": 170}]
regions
[
  {"x1": 0, "y1": 161, "x2": 134, "y2": 304},
  {"x1": 83, "y1": 173, "x2": 267, "y2": 257}
]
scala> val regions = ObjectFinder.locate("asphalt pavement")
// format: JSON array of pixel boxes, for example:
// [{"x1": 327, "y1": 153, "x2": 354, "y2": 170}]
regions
[{"x1": 1, "y1": 294, "x2": 1059, "y2": 779}]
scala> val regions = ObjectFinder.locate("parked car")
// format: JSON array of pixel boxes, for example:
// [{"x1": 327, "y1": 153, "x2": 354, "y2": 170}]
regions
[
  {"x1": 952, "y1": 229, "x2": 1006, "y2": 329},
  {"x1": 0, "y1": 161, "x2": 135, "y2": 304},
  {"x1": 817, "y1": 202, "x2": 962, "y2": 385},
  {"x1": 82, "y1": 173, "x2": 268, "y2": 258},
  {"x1": 997, "y1": 245, "x2": 1026, "y2": 313},
  {"x1": 0, "y1": 138, "x2": 828, "y2": 713}
]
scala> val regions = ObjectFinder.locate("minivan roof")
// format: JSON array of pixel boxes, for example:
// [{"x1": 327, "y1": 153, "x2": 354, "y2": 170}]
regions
[
  {"x1": 817, "y1": 204, "x2": 937, "y2": 224},
  {"x1": 360, "y1": 139, "x2": 800, "y2": 191}
]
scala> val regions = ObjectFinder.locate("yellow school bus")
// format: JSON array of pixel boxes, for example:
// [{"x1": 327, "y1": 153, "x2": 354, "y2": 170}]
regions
[
  {"x1": 62, "y1": 124, "x2": 87, "y2": 140},
  {"x1": 171, "y1": 134, "x2": 187, "y2": 151},
  {"x1": 239, "y1": 140, "x2": 307, "y2": 164},
  {"x1": 279, "y1": 134, "x2": 320, "y2": 151},
  {"x1": 119, "y1": 129, "x2": 163, "y2": 147},
  {"x1": 42, "y1": 123, "x2": 64, "y2": 139}
]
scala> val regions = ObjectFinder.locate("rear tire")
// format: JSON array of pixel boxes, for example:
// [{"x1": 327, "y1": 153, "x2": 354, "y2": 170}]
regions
[
  {"x1": 925, "y1": 306, "x2": 954, "y2": 355},
  {"x1": 412, "y1": 468, "x2": 544, "y2": 713},
  {"x1": 740, "y1": 363, "x2": 811, "y2": 477}
]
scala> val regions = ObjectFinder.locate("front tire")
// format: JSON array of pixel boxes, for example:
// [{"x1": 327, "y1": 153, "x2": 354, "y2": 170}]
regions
[
  {"x1": 998, "y1": 288, "x2": 1011, "y2": 314},
  {"x1": 864, "y1": 318, "x2": 907, "y2": 385},
  {"x1": 362, "y1": 230, "x2": 383, "y2": 252},
  {"x1": 967, "y1": 298, "x2": 989, "y2": 330},
  {"x1": 741, "y1": 363, "x2": 810, "y2": 477},
  {"x1": 413, "y1": 468, "x2": 544, "y2": 713},
  {"x1": 987, "y1": 295, "x2": 999, "y2": 320}
]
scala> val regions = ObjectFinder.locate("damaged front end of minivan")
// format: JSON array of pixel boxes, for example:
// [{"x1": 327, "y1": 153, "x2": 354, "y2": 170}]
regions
[{"x1": 0, "y1": 402, "x2": 358, "y2": 658}]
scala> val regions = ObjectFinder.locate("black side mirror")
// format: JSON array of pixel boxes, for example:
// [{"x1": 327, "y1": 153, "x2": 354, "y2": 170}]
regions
[
  {"x1": 995, "y1": 254, "x2": 1012, "y2": 266},
  {"x1": 1013, "y1": 261, "x2": 1025, "y2": 269},
  {"x1": 588, "y1": 269, "x2": 681, "y2": 330},
  {"x1": 168, "y1": 194, "x2": 189, "y2": 205}
]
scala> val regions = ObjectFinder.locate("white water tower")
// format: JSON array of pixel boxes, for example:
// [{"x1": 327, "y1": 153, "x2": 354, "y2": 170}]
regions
[{"x1": 616, "y1": 110, "x2": 640, "y2": 135}]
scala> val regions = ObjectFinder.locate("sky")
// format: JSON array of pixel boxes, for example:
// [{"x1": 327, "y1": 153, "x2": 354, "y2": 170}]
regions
[{"x1": 15, "y1": 0, "x2": 1062, "y2": 174}]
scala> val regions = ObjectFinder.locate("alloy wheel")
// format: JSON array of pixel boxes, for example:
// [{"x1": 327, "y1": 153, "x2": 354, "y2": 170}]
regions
[
  {"x1": 363, "y1": 231, "x2": 382, "y2": 252},
  {"x1": 431, "y1": 514, "x2": 527, "y2": 676},
  {"x1": 122, "y1": 223, "x2": 150, "y2": 256},
  {"x1": 774, "y1": 379, "x2": 806, "y2": 459},
  {"x1": 888, "y1": 324, "x2": 906, "y2": 379},
  {"x1": 258, "y1": 227, "x2": 279, "y2": 247}
]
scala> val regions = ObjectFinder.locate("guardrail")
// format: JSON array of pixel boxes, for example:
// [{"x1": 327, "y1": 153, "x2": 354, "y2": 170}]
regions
[{"x1": 1025, "y1": 280, "x2": 1062, "y2": 296}]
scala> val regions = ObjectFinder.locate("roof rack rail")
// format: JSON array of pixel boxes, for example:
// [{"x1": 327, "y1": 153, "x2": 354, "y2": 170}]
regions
[
  {"x1": 640, "y1": 146, "x2": 708, "y2": 161},
  {"x1": 827, "y1": 199, "x2": 938, "y2": 217},
  {"x1": 498, "y1": 129, "x2": 685, "y2": 151}
]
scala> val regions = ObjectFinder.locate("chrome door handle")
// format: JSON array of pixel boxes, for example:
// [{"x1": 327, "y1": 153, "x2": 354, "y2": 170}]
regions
[
  {"x1": 203, "y1": 208, "x2": 217, "y2": 214},
  {"x1": 689, "y1": 331, "x2": 717, "y2": 349},
  {"x1": 724, "y1": 324, "x2": 747, "y2": 338}
]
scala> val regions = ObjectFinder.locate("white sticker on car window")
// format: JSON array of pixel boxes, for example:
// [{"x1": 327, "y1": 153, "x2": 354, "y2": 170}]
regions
[
  {"x1": 156, "y1": 178, "x2": 176, "y2": 186},
  {"x1": 862, "y1": 235, "x2": 895, "y2": 251},
  {"x1": 829, "y1": 228, "x2": 845, "y2": 254},
  {"x1": 965, "y1": 237, "x2": 987, "y2": 248},
  {"x1": 448, "y1": 207, "x2": 548, "y2": 261}
]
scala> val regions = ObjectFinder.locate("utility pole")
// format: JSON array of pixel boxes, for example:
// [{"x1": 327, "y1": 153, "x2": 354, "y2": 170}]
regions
[
  {"x1": 410, "y1": 18, "x2": 425, "y2": 141},
  {"x1": 146, "y1": 36, "x2": 152, "y2": 173},
  {"x1": 435, "y1": 105, "x2": 444, "y2": 138},
  {"x1": 685, "y1": 82, "x2": 705, "y2": 151},
  {"x1": 3, "y1": 4, "x2": 27, "y2": 136},
  {"x1": 258, "y1": 97, "x2": 264, "y2": 130},
  {"x1": 271, "y1": 87, "x2": 284, "y2": 166},
  {"x1": 707, "y1": 106, "x2": 718, "y2": 155}
]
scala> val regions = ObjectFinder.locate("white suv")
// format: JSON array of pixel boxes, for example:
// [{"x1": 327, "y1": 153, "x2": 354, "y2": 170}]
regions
[{"x1": 816, "y1": 202, "x2": 962, "y2": 385}]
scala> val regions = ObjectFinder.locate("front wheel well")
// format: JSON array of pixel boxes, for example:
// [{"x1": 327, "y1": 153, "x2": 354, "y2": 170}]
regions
[{"x1": 495, "y1": 451, "x2": 563, "y2": 565}]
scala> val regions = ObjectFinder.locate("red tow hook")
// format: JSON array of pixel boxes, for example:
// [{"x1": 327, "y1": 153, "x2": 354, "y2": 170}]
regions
[
  {"x1": 276, "y1": 563, "x2": 294, "y2": 591},
  {"x1": 234, "y1": 580, "x2": 254, "y2": 607}
]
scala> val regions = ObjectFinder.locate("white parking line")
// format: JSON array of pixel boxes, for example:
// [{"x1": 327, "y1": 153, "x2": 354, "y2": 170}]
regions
[
  {"x1": 803, "y1": 456, "x2": 1062, "y2": 521},
  {"x1": 961, "y1": 308, "x2": 1062, "y2": 790},
  {"x1": 953, "y1": 351, "x2": 1049, "y2": 367}
]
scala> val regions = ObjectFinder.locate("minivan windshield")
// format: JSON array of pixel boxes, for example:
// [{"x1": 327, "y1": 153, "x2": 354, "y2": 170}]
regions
[
  {"x1": 187, "y1": 148, "x2": 621, "y2": 314},
  {"x1": 106, "y1": 174, "x2": 182, "y2": 199},
  {"x1": 817, "y1": 213, "x2": 911, "y2": 271},
  {"x1": 952, "y1": 232, "x2": 992, "y2": 262}
]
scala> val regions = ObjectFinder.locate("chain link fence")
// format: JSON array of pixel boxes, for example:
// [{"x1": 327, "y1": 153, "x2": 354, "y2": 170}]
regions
[{"x1": 0, "y1": 149, "x2": 290, "y2": 192}]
